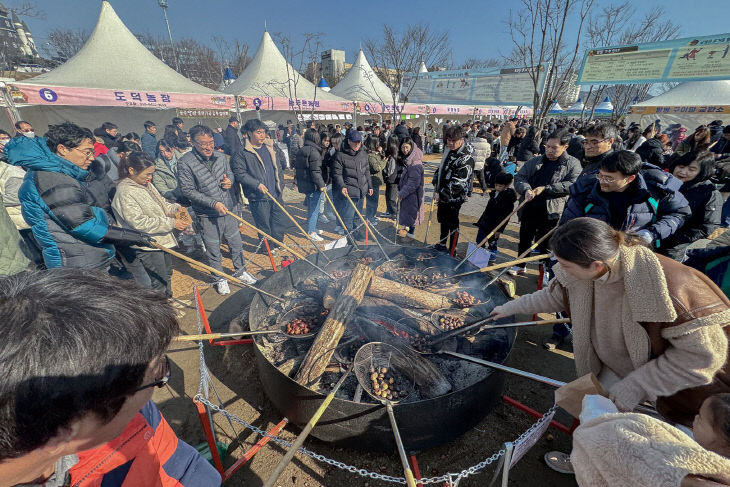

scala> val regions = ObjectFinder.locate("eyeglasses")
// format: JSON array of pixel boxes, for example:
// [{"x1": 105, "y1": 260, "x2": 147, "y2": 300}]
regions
[
  {"x1": 193, "y1": 140, "x2": 215, "y2": 148},
  {"x1": 596, "y1": 174, "x2": 627, "y2": 184},
  {"x1": 72, "y1": 147, "x2": 96, "y2": 159},
  {"x1": 134, "y1": 355, "x2": 171, "y2": 392},
  {"x1": 584, "y1": 138, "x2": 608, "y2": 146}
]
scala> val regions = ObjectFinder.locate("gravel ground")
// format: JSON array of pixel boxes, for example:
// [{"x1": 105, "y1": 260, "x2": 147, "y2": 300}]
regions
[{"x1": 156, "y1": 154, "x2": 579, "y2": 486}]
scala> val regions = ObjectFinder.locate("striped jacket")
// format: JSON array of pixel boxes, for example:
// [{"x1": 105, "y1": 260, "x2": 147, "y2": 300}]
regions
[{"x1": 69, "y1": 401, "x2": 221, "y2": 487}]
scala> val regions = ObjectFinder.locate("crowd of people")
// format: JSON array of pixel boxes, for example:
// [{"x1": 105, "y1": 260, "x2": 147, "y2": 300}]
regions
[{"x1": 1, "y1": 112, "x2": 730, "y2": 486}]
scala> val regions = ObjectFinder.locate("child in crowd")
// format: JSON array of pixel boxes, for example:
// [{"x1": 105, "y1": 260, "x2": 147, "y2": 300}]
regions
[
  {"x1": 571, "y1": 393, "x2": 730, "y2": 486},
  {"x1": 474, "y1": 172, "x2": 517, "y2": 256}
]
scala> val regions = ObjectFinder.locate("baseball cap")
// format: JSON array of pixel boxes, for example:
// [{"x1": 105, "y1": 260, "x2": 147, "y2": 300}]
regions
[{"x1": 347, "y1": 131, "x2": 362, "y2": 142}]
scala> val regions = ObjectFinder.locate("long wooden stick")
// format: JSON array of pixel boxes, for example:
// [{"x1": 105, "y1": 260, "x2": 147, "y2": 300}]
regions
[
  {"x1": 430, "y1": 317, "x2": 570, "y2": 347},
  {"x1": 150, "y1": 242, "x2": 285, "y2": 302},
  {"x1": 226, "y1": 210, "x2": 335, "y2": 281},
  {"x1": 321, "y1": 188, "x2": 360, "y2": 250},
  {"x1": 483, "y1": 224, "x2": 558, "y2": 289},
  {"x1": 173, "y1": 330, "x2": 290, "y2": 341},
  {"x1": 263, "y1": 368, "x2": 352, "y2": 487},
  {"x1": 440, "y1": 351, "x2": 566, "y2": 388},
  {"x1": 343, "y1": 192, "x2": 391, "y2": 261},
  {"x1": 454, "y1": 198, "x2": 530, "y2": 270},
  {"x1": 447, "y1": 253, "x2": 551, "y2": 280},
  {"x1": 262, "y1": 187, "x2": 331, "y2": 263},
  {"x1": 225, "y1": 210, "x2": 306, "y2": 259}
]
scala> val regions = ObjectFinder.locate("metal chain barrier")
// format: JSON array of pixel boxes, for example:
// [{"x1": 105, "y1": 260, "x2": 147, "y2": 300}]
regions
[{"x1": 190, "y1": 304, "x2": 559, "y2": 487}]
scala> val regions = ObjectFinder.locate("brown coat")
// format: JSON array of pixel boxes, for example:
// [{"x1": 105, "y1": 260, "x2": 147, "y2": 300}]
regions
[{"x1": 499, "y1": 245, "x2": 730, "y2": 425}]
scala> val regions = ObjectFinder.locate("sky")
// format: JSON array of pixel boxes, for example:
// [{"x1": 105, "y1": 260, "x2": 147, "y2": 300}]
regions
[{"x1": 23, "y1": 0, "x2": 730, "y2": 67}]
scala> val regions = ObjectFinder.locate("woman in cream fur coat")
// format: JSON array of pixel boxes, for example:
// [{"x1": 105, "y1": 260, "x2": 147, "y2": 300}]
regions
[{"x1": 491, "y1": 217, "x2": 730, "y2": 472}]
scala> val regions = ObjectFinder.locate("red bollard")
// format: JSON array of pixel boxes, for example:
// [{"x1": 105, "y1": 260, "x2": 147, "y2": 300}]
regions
[
  {"x1": 264, "y1": 238, "x2": 277, "y2": 273},
  {"x1": 365, "y1": 224, "x2": 369, "y2": 245},
  {"x1": 449, "y1": 230, "x2": 459, "y2": 257}
]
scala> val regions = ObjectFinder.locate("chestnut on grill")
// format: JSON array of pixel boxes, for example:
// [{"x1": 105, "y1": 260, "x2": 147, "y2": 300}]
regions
[
  {"x1": 369, "y1": 367, "x2": 401, "y2": 401},
  {"x1": 286, "y1": 316, "x2": 316, "y2": 335},
  {"x1": 438, "y1": 315, "x2": 465, "y2": 330},
  {"x1": 453, "y1": 291, "x2": 481, "y2": 308}
]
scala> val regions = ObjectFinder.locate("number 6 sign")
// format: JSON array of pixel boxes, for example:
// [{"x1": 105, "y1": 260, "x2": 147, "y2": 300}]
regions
[{"x1": 39, "y1": 88, "x2": 58, "y2": 102}]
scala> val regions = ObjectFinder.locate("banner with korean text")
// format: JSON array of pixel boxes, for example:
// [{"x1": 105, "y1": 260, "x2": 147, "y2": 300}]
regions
[{"x1": 577, "y1": 33, "x2": 730, "y2": 85}]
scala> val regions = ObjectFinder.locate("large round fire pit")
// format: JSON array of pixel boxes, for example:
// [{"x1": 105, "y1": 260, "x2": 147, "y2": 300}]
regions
[{"x1": 248, "y1": 245, "x2": 515, "y2": 452}]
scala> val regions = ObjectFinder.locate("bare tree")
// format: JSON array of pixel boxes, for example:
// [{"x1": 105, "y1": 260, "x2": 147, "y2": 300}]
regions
[
  {"x1": 582, "y1": 3, "x2": 680, "y2": 120},
  {"x1": 364, "y1": 24, "x2": 451, "y2": 117},
  {"x1": 140, "y1": 34, "x2": 222, "y2": 89},
  {"x1": 8, "y1": 2, "x2": 45, "y2": 19},
  {"x1": 45, "y1": 28, "x2": 89, "y2": 61},
  {"x1": 506, "y1": 0, "x2": 594, "y2": 128},
  {"x1": 460, "y1": 58, "x2": 500, "y2": 69},
  {"x1": 211, "y1": 36, "x2": 251, "y2": 83}
]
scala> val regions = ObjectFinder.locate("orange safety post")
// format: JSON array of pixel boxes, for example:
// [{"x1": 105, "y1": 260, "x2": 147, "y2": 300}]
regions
[
  {"x1": 365, "y1": 224, "x2": 369, "y2": 245},
  {"x1": 223, "y1": 418, "x2": 289, "y2": 480},
  {"x1": 449, "y1": 230, "x2": 459, "y2": 257},
  {"x1": 409, "y1": 455, "x2": 423, "y2": 487},
  {"x1": 264, "y1": 238, "x2": 277, "y2": 273},
  {"x1": 195, "y1": 400, "x2": 225, "y2": 475},
  {"x1": 195, "y1": 286, "x2": 253, "y2": 347}
]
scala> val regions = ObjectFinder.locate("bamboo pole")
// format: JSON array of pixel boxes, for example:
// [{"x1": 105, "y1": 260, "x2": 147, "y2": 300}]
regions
[
  {"x1": 225, "y1": 210, "x2": 335, "y2": 281},
  {"x1": 482, "y1": 224, "x2": 558, "y2": 289},
  {"x1": 423, "y1": 190, "x2": 436, "y2": 244},
  {"x1": 149, "y1": 242, "x2": 285, "y2": 303},
  {"x1": 447, "y1": 253, "x2": 550, "y2": 280},
  {"x1": 262, "y1": 187, "x2": 331, "y2": 263},
  {"x1": 321, "y1": 188, "x2": 360, "y2": 250},
  {"x1": 454, "y1": 198, "x2": 530, "y2": 270},
  {"x1": 343, "y1": 192, "x2": 391, "y2": 261}
]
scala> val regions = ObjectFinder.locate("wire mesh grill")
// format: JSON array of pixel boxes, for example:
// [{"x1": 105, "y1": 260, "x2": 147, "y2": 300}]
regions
[{"x1": 353, "y1": 342, "x2": 416, "y2": 404}]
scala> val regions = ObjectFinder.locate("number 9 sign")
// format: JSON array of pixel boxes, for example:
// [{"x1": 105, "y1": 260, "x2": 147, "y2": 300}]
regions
[{"x1": 39, "y1": 88, "x2": 58, "y2": 102}]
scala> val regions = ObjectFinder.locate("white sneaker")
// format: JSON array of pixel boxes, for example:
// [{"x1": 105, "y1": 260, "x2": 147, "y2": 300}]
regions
[
  {"x1": 233, "y1": 270, "x2": 257, "y2": 285},
  {"x1": 309, "y1": 232, "x2": 324, "y2": 242},
  {"x1": 317, "y1": 229, "x2": 324, "y2": 235},
  {"x1": 215, "y1": 279, "x2": 230, "y2": 295}
]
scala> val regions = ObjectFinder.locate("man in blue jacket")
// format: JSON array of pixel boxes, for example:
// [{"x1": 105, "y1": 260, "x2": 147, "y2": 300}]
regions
[
  {"x1": 141, "y1": 120, "x2": 157, "y2": 157},
  {"x1": 560, "y1": 150, "x2": 691, "y2": 247},
  {"x1": 6, "y1": 122, "x2": 151, "y2": 270}
]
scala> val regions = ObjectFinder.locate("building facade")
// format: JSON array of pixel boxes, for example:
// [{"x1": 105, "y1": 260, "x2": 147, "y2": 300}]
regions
[
  {"x1": 321, "y1": 49, "x2": 345, "y2": 85},
  {"x1": 0, "y1": 4, "x2": 37, "y2": 67}
]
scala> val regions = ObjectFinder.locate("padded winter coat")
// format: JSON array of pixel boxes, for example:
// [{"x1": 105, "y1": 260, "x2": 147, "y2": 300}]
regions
[
  {"x1": 6, "y1": 136, "x2": 116, "y2": 269},
  {"x1": 230, "y1": 139, "x2": 285, "y2": 203},
  {"x1": 0, "y1": 194, "x2": 30, "y2": 277},
  {"x1": 333, "y1": 143, "x2": 372, "y2": 198},
  {"x1": 635, "y1": 138, "x2": 666, "y2": 168},
  {"x1": 661, "y1": 179, "x2": 722, "y2": 257},
  {"x1": 398, "y1": 145, "x2": 425, "y2": 227},
  {"x1": 560, "y1": 163, "x2": 691, "y2": 246},
  {"x1": 294, "y1": 140, "x2": 325, "y2": 194},
  {"x1": 177, "y1": 148, "x2": 237, "y2": 217},
  {"x1": 514, "y1": 152, "x2": 582, "y2": 219},
  {"x1": 112, "y1": 178, "x2": 180, "y2": 250},
  {"x1": 470, "y1": 137, "x2": 491, "y2": 171}
]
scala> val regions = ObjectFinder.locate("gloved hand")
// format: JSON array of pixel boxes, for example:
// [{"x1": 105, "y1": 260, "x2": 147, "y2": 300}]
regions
[
  {"x1": 104, "y1": 226, "x2": 155, "y2": 247},
  {"x1": 636, "y1": 229, "x2": 654, "y2": 245}
]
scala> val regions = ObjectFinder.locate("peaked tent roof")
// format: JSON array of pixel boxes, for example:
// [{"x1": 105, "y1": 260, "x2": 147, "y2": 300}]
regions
[
  {"x1": 594, "y1": 96, "x2": 614, "y2": 113},
  {"x1": 317, "y1": 77, "x2": 330, "y2": 90},
  {"x1": 419, "y1": 61, "x2": 428, "y2": 73},
  {"x1": 24, "y1": 1, "x2": 215, "y2": 94},
  {"x1": 549, "y1": 102, "x2": 564, "y2": 113},
  {"x1": 330, "y1": 50, "x2": 393, "y2": 104},
  {"x1": 223, "y1": 31, "x2": 348, "y2": 102},
  {"x1": 565, "y1": 98, "x2": 584, "y2": 112},
  {"x1": 632, "y1": 81, "x2": 730, "y2": 107}
]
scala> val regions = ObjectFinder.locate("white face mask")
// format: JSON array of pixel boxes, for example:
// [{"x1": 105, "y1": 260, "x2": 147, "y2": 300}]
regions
[
  {"x1": 329, "y1": 147, "x2": 335, "y2": 156},
  {"x1": 22, "y1": 131, "x2": 35, "y2": 138}
]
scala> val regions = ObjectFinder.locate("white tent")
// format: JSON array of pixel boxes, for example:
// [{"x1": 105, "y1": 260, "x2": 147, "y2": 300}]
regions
[
  {"x1": 549, "y1": 101, "x2": 564, "y2": 113},
  {"x1": 565, "y1": 98, "x2": 584, "y2": 113},
  {"x1": 418, "y1": 61, "x2": 428, "y2": 74},
  {"x1": 24, "y1": 1, "x2": 214, "y2": 94},
  {"x1": 330, "y1": 50, "x2": 393, "y2": 105},
  {"x1": 16, "y1": 1, "x2": 227, "y2": 134},
  {"x1": 626, "y1": 81, "x2": 730, "y2": 129},
  {"x1": 594, "y1": 96, "x2": 614, "y2": 115},
  {"x1": 223, "y1": 31, "x2": 349, "y2": 103}
]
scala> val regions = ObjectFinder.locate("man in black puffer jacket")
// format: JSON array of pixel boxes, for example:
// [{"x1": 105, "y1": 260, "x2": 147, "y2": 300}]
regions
[
  {"x1": 333, "y1": 130, "x2": 372, "y2": 238},
  {"x1": 295, "y1": 129, "x2": 326, "y2": 238},
  {"x1": 231, "y1": 119, "x2": 287, "y2": 243}
]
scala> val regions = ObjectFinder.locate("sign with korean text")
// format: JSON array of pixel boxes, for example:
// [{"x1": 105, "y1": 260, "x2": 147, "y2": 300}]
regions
[
  {"x1": 577, "y1": 34, "x2": 730, "y2": 85},
  {"x1": 400, "y1": 66, "x2": 546, "y2": 107}
]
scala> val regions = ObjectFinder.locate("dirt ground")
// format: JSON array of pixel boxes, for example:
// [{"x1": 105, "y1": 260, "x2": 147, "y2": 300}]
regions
[{"x1": 155, "y1": 154, "x2": 579, "y2": 486}]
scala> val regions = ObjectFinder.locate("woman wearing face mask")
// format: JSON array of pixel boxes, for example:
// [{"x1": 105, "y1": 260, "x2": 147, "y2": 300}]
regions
[
  {"x1": 396, "y1": 137, "x2": 424, "y2": 238},
  {"x1": 490, "y1": 217, "x2": 730, "y2": 473},
  {"x1": 660, "y1": 151, "x2": 722, "y2": 260},
  {"x1": 112, "y1": 151, "x2": 190, "y2": 295}
]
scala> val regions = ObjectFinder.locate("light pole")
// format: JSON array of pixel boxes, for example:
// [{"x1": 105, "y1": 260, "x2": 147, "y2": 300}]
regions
[{"x1": 157, "y1": 0, "x2": 179, "y2": 71}]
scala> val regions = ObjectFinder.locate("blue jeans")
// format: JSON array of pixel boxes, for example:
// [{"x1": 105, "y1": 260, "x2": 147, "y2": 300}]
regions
[
  {"x1": 338, "y1": 194, "x2": 363, "y2": 233},
  {"x1": 306, "y1": 190, "x2": 323, "y2": 233}
]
